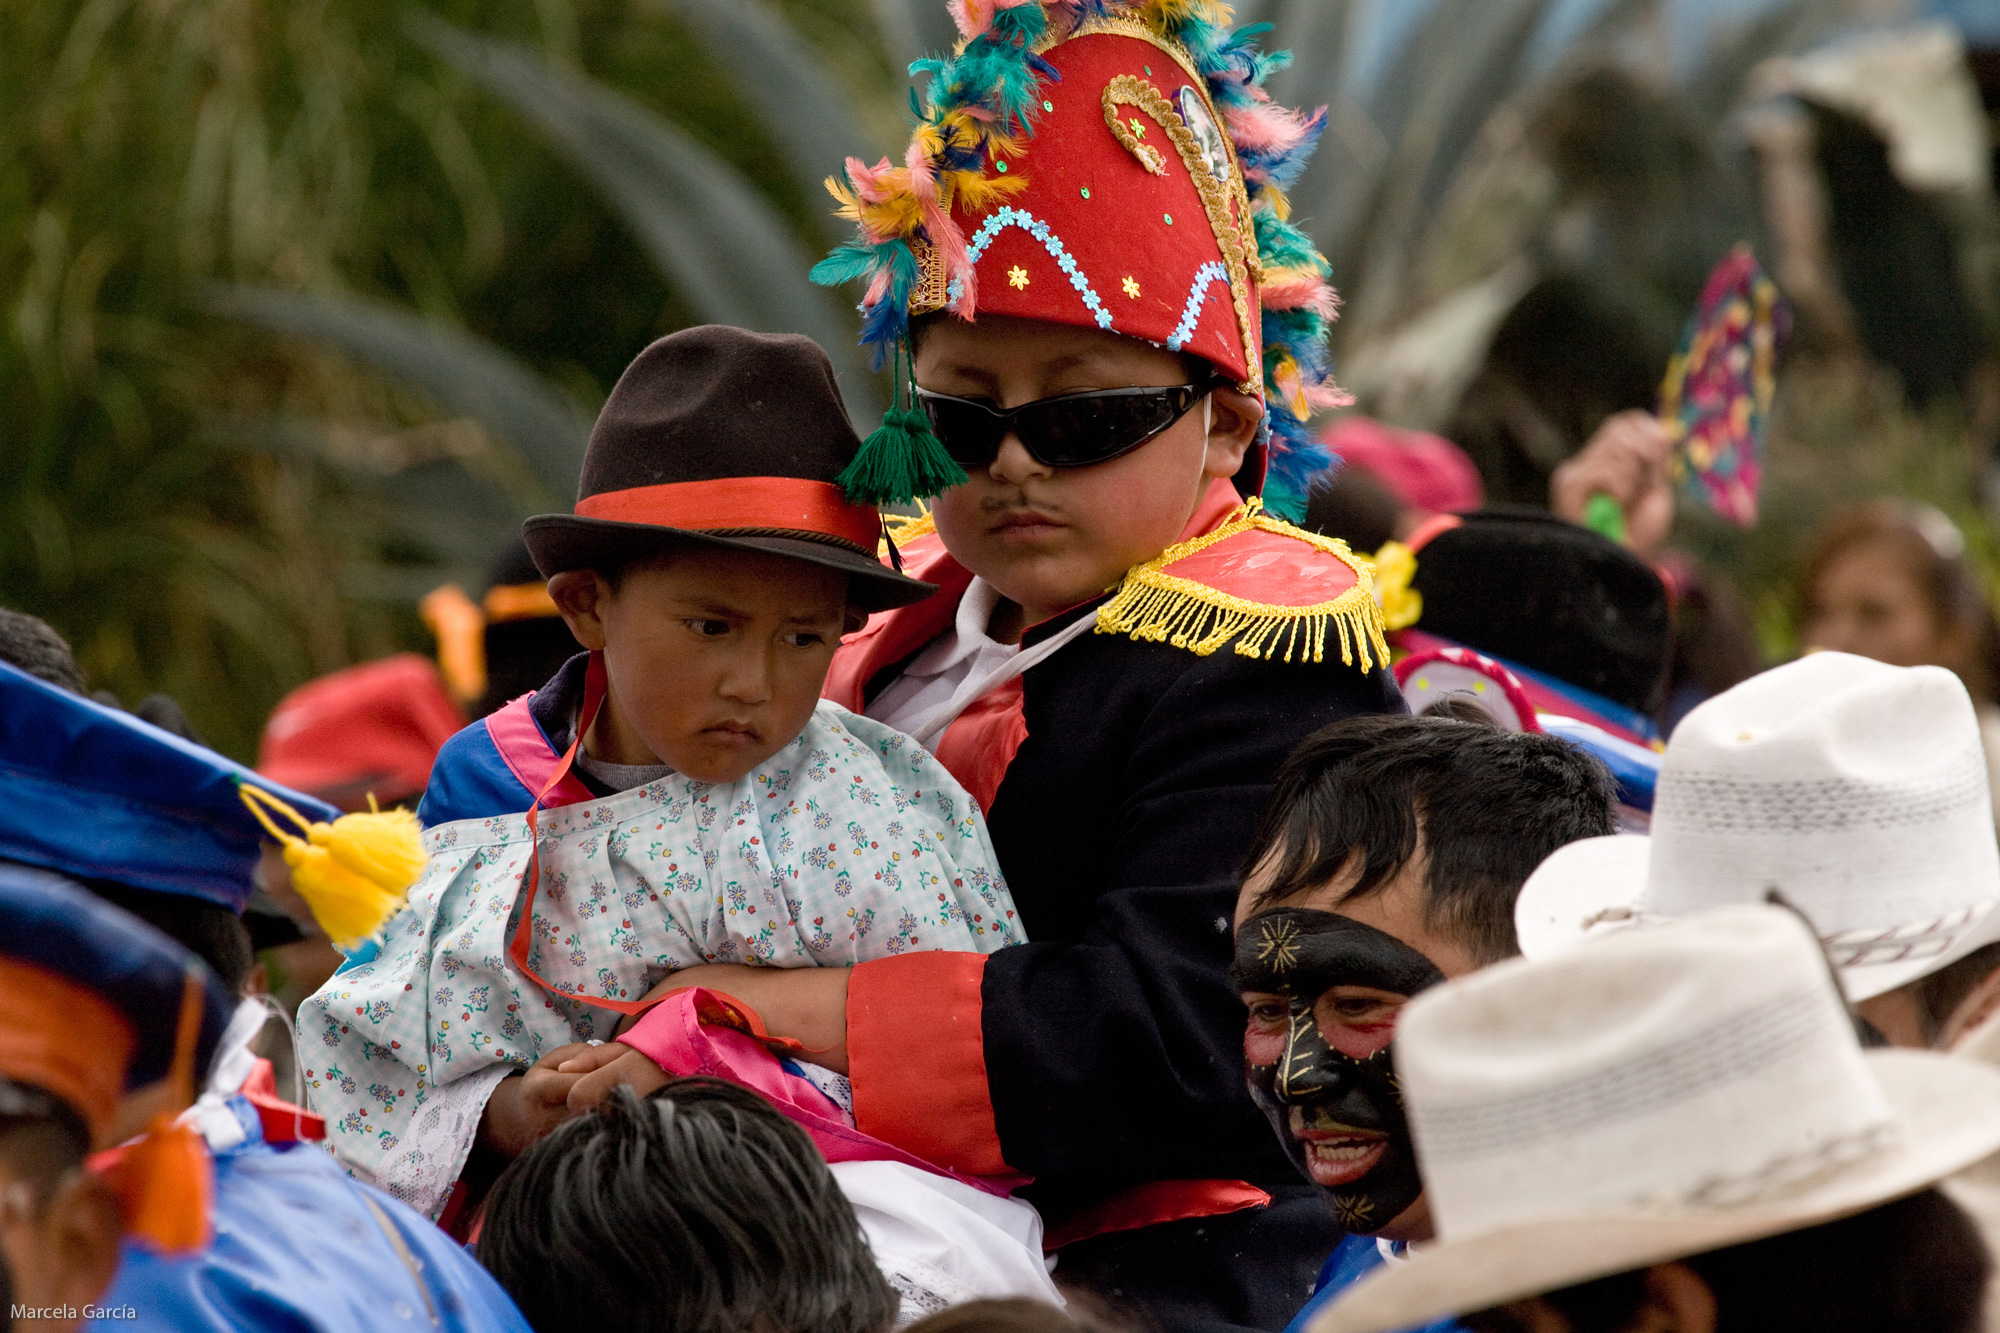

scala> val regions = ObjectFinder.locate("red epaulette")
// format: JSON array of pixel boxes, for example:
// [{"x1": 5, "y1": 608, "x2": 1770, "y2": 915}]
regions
[{"x1": 1096, "y1": 500, "x2": 1388, "y2": 668}]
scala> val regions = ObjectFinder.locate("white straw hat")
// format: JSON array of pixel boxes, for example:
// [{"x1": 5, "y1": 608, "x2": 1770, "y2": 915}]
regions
[
  {"x1": 1514, "y1": 651, "x2": 2000, "y2": 1000},
  {"x1": 1307, "y1": 904, "x2": 2000, "y2": 1333}
]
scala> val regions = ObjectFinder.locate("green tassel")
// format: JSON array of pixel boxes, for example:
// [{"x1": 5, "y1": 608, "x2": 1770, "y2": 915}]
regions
[{"x1": 838, "y1": 408, "x2": 967, "y2": 506}]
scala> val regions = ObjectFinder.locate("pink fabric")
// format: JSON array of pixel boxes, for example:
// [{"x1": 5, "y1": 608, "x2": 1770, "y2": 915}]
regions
[
  {"x1": 1324, "y1": 416, "x2": 1484, "y2": 515},
  {"x1": 621, "y1": 989, "x2": 1027, "y2": 1197},
  {"x1": 483, "y1": 693, "x2": 595, "y2": 810}
]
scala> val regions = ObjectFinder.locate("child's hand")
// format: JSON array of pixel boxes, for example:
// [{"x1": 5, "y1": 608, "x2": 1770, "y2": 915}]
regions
[
  {"x1": 557, "y1": 1041, "x2": 670, "y2": 1114},
  {"x1": 475, "y1": 1043, "x2": 596, "y2": 1158}
]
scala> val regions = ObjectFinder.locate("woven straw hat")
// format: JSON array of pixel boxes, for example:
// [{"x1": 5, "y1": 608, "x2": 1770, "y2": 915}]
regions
[
  {"x1": 1514, "y1": 651, "x2": 2000, "y2": 1000},
  {"x1": 1307, "y1": 904, "x2": 2000, "y2": 1333}
]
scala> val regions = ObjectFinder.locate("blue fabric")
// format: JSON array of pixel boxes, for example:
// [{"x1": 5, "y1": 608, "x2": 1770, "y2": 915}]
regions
[
  {"x1": 0, "y1": 863, "x2": 233, "y2": 1091},
  {"x1": 0, "y1": 661, "x2": 338, "y2": 911},
  {"x1": 1285, "y1": 1235, "x2": 1469, "y2": 1333},
  {"x1": 416, "y1": 718, "x2": 532, "y2": 828},
  {"x1": 88, "y1": 1097, "x2": 531, "y2": 1333}
]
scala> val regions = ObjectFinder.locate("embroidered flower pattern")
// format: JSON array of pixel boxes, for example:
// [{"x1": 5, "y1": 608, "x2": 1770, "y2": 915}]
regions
[{"x1": 298, "y1": 701, "x2": 1021, "y2": 1218}]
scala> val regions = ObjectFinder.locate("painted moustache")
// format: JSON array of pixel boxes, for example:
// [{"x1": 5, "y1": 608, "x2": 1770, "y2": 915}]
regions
[{"x1": 1233, "y1": 907, "x2": 1444, "y2": 1233}]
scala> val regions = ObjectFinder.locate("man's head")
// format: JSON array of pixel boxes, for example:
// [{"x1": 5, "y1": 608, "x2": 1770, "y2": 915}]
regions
[
  {"x1": 549, "y1": 544, "x2": 852, "y2": 784},
  {"x1": 479, "y1": 1078, "x2": 897, "y2": 1333},
  {"x1": 915, "y1": 314, "x2": 1261, "y2": 629},
  {"x1": 0, "y1": 609, "x2": 85, "y2": 695},
  {"x1": 0, "y1": 1081, "x2": 121, "y2": 1333},
  {"x1": 1853, "y1": 939, "x2": 2000, "y2": 1051},
  {"x1": 1301, "y1": 905, "x2": 2000, "y2": 1333},
  {"x1": 1461, "y1": 1188, "x2": 1987, "y2": 1333},
  {"x1": 1514, "y1": 653, "x2": 2000, "y2": 1052},
  {"x1": 1232, "y1": 714, "x2": 1616, "y2": 1238}
]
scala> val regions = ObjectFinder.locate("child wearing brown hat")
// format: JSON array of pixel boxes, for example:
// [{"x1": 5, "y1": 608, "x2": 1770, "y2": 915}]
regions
[{"x1": 301, "y1": 328, "x2": 1036, "y2": 1272}]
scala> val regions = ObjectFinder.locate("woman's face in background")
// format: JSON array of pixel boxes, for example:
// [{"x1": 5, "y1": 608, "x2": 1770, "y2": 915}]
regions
[{"x1": 1803, "y1": 538, "x2": 1962, "y2": 671}]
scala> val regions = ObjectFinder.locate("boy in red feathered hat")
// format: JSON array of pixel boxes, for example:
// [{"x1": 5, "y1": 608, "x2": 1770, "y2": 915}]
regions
[{"x1": 635, "y1": 5, "x2": 1406, "y2": 1329}]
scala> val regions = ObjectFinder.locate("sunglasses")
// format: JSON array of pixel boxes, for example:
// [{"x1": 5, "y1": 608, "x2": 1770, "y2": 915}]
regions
[{"x1": 916, "y1": 376, "x2": 1224, "y2": 471}]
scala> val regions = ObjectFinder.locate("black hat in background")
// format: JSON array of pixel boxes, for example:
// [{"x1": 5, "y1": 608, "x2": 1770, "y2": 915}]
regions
[
  {"x1": 1409, "y1": 508, "x2": 1671, "y2": 716},
  {"x1": 523, "y1": 326, "x2": 937, "y2": 613}
]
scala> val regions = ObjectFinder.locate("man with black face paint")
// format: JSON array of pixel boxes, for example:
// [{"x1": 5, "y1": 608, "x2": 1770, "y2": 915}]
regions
[
  {"x1": 1230, "y1": 715, "x2": 1619, "y2": 1333},
  {"x1": 1235, "y1": 910, "x2": 1444, "y2": 1236}
]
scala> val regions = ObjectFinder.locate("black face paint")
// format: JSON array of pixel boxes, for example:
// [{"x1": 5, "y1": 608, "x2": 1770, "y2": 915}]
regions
[{"x1": 1233, "y1": 907, "x2": 1445, "y2": 1233}]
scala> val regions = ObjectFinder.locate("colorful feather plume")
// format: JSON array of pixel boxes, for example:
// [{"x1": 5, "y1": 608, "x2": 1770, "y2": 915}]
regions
[{"x1": 810, "y1": 0, "x2": 1345, "y2": 515}]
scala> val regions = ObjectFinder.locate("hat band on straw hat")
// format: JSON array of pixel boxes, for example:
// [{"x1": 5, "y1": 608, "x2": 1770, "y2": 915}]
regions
[{"x1": 573, "y1": 477, "x2": 880, "y2": 551}]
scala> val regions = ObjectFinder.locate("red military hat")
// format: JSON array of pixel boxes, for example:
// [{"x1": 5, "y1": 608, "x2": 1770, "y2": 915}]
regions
[{"x1": 813, "y1": 0, "x2": 1347, "y2": 520}]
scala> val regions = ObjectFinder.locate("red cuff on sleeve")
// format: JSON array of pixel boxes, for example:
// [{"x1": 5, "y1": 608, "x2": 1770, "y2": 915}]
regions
[{"x1": 847, "y1": 950, "x2": 1010, "y2": 1177}]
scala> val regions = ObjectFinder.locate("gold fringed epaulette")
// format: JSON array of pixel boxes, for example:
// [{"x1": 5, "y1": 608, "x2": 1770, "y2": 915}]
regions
[{"x1": 1096, "y1": 500, "x2": 1390, "y2": 668}]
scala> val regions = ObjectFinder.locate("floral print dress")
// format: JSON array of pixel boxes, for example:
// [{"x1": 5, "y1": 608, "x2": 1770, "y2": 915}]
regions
[{"x1": 298, "y1": 701, "x2": 1021, "y2": 1217}]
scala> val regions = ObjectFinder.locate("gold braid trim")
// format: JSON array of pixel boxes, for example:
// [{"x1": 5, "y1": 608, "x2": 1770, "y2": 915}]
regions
[
  {"x1": 1096, "y1": 501, "x2": 1390, "y2": 668},
  {"x1": 878, "y1": 505, "x2": 937, "y2": 558}
]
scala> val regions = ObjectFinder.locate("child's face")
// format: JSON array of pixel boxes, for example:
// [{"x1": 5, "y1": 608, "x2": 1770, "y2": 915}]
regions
[
  {"x1": 550, "y1": 550, "x2": 849, "y2": 785},
  {"x1": 915, "y1": 314, "x2": 1258, "y2": 626}
]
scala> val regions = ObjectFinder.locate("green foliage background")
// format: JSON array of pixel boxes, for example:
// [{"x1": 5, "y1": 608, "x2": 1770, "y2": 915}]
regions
[
  {"x1": 6, "y1": 0, "x2": 1993, "y2": 758},
  {"x1": 0, "y1": 0, "x2": 896, "y2": 757}
]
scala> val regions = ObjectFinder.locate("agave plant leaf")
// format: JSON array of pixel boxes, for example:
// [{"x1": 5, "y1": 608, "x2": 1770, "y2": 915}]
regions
[
  {"x1": 658, "y1": 0, "x2": 890, "y2": 227},
  {"x1": 205, "y1": 285, "x2": 589, "y2": 506},
  {"x1": 409, "y1": 16, "x2": 883, "y2": 424}
]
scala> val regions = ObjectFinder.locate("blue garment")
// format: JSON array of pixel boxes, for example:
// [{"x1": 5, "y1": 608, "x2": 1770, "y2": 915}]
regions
[
  {"x1": 0, "y1": 660, "x2": 338, "y2": 912},
  {"x1": 416, "y1": 717, "x2": 530, "y2": 828},
  {"x1": 1284, "y1": 1235, "x2": 1469, "y2": 1333},
  {"x1": 89, "y1": 1096, "x2": 531, "y2": 1333}
]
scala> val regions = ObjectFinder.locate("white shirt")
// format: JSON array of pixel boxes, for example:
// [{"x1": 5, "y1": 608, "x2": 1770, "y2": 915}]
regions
[{"x1": 865, "y1": 577, "x2": 1098, "y2": 745}]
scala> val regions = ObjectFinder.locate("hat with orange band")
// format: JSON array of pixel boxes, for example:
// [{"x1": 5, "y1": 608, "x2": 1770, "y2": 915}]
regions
[{"x1": 522, "y1": 325, "x2": 939, "y2": 613}]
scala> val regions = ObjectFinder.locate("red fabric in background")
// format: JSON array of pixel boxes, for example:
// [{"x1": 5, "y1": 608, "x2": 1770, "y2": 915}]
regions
[
  {"x1": 256, "y1": 654, "x2": 464, "y2": 810},
  {"x1": 1323, "y1": 416, "x2": 1484, "y2": 515}
]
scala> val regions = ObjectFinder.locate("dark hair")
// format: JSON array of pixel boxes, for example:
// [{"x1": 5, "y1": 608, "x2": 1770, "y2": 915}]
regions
[
  {"x1": 478, "y1": 1079, "x2": 898, "y2": 1333},
  {"x1": 1465, "y1": 1188, "x2": 1989, "y2": 1333},
  {"x1": 1800, "y1": 499, "x2": 2000, "y2": 701},
  {"x1": 0, "y1": 1077, "x2": 90, "y2": 1198},
  {"x1": 81, "y1": 878, "x2": 254, "y2": 996},
  {"x1": 1243, "y1": 714, "x2": 1618, "y2": 963},
  {"x1": 1302, "y1": 467, "x2": 1402, "y2": 557},
  {"x1": 1913, "y1": 941, "x2": 2000, "y2": 1044},
  {"x1": 0, "y1": 608, "x2": 85, "y2": 694},
  {"x1": 904, "y1": 1299, "x2": 1114, "y2": 1333}
]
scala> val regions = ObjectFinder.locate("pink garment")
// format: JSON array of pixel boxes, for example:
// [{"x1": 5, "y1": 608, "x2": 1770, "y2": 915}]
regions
[
  {"x1": 621, "y1": 989, "x2": 1028, "y2": 1198},
  {"x1": 1323, "y1": 416, "x2": 1484, "y2": 515}
]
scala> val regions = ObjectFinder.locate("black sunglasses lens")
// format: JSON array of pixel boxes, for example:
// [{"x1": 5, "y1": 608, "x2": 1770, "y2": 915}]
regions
[
  {"x1": 1016, "y1": 388, "x2": 1189, "y2": 467},
  {"x1": 919, "y1": 395, "x2": 1006, "y2": 467}
]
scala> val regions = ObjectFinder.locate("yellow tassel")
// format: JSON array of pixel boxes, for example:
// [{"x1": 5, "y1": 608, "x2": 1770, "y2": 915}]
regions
[
  {"x1": 1368, "y1": 540, "x2": 1424, "y2": 632},
  {"x1": 240, "y1": 787, "x2": 425, "y2": 951}
]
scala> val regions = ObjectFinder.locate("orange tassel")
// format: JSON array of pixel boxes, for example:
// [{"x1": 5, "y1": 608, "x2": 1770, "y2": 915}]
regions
[{"x1": 100, "y1": 970, "x2": 212, "y2": 1253}]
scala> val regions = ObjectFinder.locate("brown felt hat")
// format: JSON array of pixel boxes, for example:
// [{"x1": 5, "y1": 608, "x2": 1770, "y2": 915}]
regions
[{"x1": 522, "y1": 326, "x2": 937, "y2": 613}]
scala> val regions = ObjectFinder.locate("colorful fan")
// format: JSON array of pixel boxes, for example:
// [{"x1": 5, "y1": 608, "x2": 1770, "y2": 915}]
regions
[{"x1": 1659, "y1": 244, "x2": 1792, "y2": 527}]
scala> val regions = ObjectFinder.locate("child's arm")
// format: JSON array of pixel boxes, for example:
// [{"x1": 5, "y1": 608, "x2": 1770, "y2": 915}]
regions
[{"x1": 613, "y1": 965, "x2": 853, "y2": 1071}]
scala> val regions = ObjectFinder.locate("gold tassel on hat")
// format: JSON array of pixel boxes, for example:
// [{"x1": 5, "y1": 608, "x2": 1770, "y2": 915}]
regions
[{"x1": 239, "y1": 784, "x2": 425, "y2": 951}]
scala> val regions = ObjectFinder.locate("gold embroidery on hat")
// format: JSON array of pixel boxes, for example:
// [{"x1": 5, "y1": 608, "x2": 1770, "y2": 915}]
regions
[
  {"x1": 911, "y1": 238, "x2": 950, "y2": 314},
  {"x1": 1107, "y1": 97, "x2": 1167, "y2": 174},
  {"x1": 1100, "y1": 72, "x2": 1262, "y2": 396}
]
